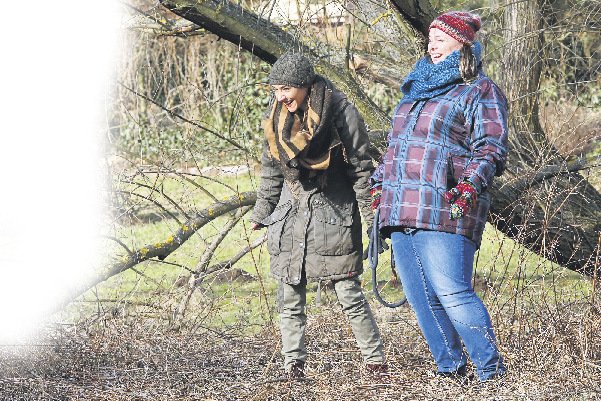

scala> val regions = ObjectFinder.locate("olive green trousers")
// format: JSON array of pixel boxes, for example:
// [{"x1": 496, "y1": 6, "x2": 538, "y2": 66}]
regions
[{"x1": 277, "y1": 275, "x2": 385, "y2": 370}]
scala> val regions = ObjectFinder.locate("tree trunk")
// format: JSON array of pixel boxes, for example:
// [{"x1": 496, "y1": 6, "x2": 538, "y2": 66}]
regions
[
  {"x1": 500, "y1": 0, "x2": 548, "y2": 164},
  {"x1": 156, "y1": 0, "x2": 600, "y2": 276},
  {"x1": 389, "y1": 0, "x2": 437, "y2": 38},
  {"x1": 496, "y1": 0, "x2": 601, "y2": 275}
]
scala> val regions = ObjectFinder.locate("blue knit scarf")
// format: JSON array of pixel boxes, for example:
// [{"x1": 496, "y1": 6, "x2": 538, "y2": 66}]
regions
[{"x1": 401, "y1": 42, "x2": 482, "y2": 101}]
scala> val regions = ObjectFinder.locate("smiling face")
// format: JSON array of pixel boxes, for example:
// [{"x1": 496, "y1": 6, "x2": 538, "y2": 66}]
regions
[
  {"x1": 428, "y1": 28, "x2": 464, "y2": 64},
  {"x1": 271, "y1": 85, "x2": 309, "y2": 113}
]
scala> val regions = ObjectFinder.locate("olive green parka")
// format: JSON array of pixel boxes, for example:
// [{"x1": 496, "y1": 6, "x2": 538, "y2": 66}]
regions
[{"x1": 250, "y1": 86, "x2": 374, "y2": 285}]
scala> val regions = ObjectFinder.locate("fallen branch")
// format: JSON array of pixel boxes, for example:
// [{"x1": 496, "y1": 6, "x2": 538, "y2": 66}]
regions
[
  {"x1": 159, "y1": 0, "x2": 390, "y2": 130},
  {"x1": 196, "y1": 234, "x2": 266, "y2": 284},
  {"x1": 56, "y1": 192, "x2": 258, "y2": 312},
  {"x1": 504, "y1": 155, "x2": 601, "y2": 193}
]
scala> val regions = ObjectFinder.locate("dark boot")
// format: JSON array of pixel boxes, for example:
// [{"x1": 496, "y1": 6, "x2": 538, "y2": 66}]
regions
[
  {"x1": 435, "y1": 365, "x2": 467, "y2": 378},
  {"x1": 479, "y1": 369, "x2": 506, "y2": 384},
  {"x1": 364, "y1": 363, "x2": 389, "y2": 382},
  {"x1": 287, "y1": 361, "x2": 305, "y2": 379},
  {"x1": 435, "y1": 365, "x2": 472, "y2": 385},
  {"x1": 365, "y1": 363, "x2": 389, "y2": 374}
]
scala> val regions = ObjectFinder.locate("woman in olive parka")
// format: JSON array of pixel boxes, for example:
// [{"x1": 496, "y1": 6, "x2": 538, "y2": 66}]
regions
[{"x1": 250, "y1": 52, "x2": 386, "y2": 379}]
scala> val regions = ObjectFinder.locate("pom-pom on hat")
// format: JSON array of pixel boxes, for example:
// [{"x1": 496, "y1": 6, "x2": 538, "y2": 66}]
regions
[
  {"x1": 268, "y1": 51, "x2": 315, "y2": 87},
  {"x1": 429, "y1": 12, "x2": 481, "y2": 44}
]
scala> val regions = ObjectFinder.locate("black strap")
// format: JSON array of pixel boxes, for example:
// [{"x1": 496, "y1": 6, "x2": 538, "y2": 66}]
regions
[{"x1": 368, "y1": 208, "x2": 407, "y2": 308}]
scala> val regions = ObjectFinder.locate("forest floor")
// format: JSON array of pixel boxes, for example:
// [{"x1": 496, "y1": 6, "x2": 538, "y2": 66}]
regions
[{"x1": 1, "y1": 299, "x2": 600, "y2": 401}]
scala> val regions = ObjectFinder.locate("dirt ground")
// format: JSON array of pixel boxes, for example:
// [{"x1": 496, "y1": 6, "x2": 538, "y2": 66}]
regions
[{"x1": 1, "y1": 301, "x2": 600, "y2": 401}]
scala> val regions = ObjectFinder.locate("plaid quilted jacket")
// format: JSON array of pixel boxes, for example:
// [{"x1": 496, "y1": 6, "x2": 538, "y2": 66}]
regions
[{"x1": 371, "y1": 75, "x2": 509, "y2": 246}]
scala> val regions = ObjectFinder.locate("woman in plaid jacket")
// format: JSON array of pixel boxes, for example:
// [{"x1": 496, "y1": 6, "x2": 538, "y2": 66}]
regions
[{"x1": 371, "y1": 12, "x2": 508, "y2": 382}]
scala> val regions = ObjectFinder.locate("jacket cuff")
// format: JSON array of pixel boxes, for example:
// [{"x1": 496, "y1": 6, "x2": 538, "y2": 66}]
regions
[
  {"x1": 370, "y1": 179, "x2": 382, "y2": 189},
  {"x1": 464, "y1": 175, "x2": 484, "y2": 194},
  {"x1": 250, "y1": 202, "x2": 274, "y2": 225}
]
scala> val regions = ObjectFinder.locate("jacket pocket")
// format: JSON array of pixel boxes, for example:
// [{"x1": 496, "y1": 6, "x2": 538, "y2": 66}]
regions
[
  {"x1": 312, "y1": 200, "x2": 356, "y2": 256},
  {"x1": 262, "y1": 201, "x2": 292, "y2": 256},
  {"x1": 445, "y1": 151, "x2": 470, "y2": 190}
]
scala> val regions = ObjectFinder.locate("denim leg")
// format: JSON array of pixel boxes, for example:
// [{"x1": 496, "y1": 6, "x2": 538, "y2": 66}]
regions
[
  {"x1": 412, "y1": 230, "x2": 505, "y2": 381},
  {"x1": 278, "y1": 278, "x2": 307, "y2": 369},
  {"x1": 391, "y1": 231, "x2": 467, "y2": 372},
  {"x1": 333, "y1": 277, "x2": 386, "y2": 364}
]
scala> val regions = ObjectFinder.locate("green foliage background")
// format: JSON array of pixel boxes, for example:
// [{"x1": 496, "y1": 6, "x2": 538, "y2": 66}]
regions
[{"x1": 112, "y1": 0, "x2": 600, "y2": 169}]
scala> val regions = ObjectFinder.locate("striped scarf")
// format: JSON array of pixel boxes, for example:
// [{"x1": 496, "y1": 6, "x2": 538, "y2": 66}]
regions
[{"x1": 263, "y1": 76, "x2": 341, "y2": 182}]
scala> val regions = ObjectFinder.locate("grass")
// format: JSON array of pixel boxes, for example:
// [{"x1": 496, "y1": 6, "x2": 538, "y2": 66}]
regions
[
  {"x1": 10, "y1": 165, "x2": 599, "y2": 401},
  {"x1": 75, "y1": 168, "x2": 595, "y2": 335}
]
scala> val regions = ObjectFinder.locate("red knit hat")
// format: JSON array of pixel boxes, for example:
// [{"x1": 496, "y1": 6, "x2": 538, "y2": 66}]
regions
[{"x1": 429, "y1": 12, "x2": 481, "y2": 44}]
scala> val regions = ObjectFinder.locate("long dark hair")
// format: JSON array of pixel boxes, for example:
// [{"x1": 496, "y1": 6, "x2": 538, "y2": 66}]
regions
[{"x1": 460, "y1": 44, "x2": 479, "y2": 82}]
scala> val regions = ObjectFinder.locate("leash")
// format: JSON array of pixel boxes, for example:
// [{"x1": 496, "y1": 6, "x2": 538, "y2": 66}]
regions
[{"x1": 368, "y1": 208, "x2": 407, "y2": 308}]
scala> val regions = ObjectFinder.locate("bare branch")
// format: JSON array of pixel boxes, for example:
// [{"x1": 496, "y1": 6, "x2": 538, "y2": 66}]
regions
[
  {"x1": 193, "y1": 206, "x2": 252, "y2": 274},
  {"x1": 388, "y1": 0, "x2": 437, "y2": 38},
  {"x1": 115, "y1": 189, "x2": 182, "y2": 225},
  {"x1": 158, "y1": 0, "x2": 391, "y2": 130},
  {"x1": 174, "y1": 227, "x2": 264, "y2": 320},
  {"x1": 118, "y1": 81, "x2": 257, "y2": 162},
  {"x1": 103, "y1": 235, "x2": 134, "y2": 256},
  {"x1": 202, "y1": 234, "x2": 266, "y2": 278},
  {"x1": 505, "y1": 155, "x2": 601, "y2": 193},
  {"x1": 120, "y1": 178, "x2": 192, "y2": 220},
  {"x1": 56, "y1": 192, "x2": 258, "y2": 311}
]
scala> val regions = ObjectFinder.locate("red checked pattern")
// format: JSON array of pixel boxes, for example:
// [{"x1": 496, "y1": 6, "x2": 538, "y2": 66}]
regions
[{"x1": 371, "y1": 76, "x2": 509, "y2": 246}]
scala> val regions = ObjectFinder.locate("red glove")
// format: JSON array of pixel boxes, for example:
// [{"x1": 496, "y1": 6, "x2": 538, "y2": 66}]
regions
[
  {"x1": 370, "y1": 185, "x2": 382, "y2": 210},
  {"x1": 444, "y1": 180, "x2": 478, "y2": 220}
]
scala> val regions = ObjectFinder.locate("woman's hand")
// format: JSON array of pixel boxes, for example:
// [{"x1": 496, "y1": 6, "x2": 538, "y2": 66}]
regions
[
  {"x1": 444, "y1": 180, "x2": 478, "y2": 220},
  {"x1": 251, "y1": 222, "x2": 266, "y2": 230}
]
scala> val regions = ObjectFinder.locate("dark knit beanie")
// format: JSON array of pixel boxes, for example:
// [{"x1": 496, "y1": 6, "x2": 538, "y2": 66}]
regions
[
  {"x1": 429, "y1": 11, "x2": 481, "y2": 44},
  {"x1": 268, "y1": 52, "x2": 315, "y2": 87}
]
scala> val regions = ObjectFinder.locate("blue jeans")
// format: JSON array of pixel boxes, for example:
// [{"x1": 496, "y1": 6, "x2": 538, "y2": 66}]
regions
[{"x1": 391, "y1": 230, "x2": 505, "y2": 381}]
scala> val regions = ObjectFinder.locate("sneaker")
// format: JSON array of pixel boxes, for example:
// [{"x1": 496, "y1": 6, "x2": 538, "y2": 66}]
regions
[{"x1": 287, "y1": 361, "x2": 305, "y2": 379}]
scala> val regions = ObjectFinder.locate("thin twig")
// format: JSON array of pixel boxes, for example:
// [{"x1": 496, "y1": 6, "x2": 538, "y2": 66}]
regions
[{"x1": 118, "y1": 81, "x2": 257, "y2": 162}]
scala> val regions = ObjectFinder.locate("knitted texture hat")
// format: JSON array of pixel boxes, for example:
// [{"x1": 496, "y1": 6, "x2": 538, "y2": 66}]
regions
[
  {"x1": 268, "y1": 52, "x2": 315, "y2": 87},
  {"x1": 429, "y1": 12, "x2": 481, "y2": 44}
]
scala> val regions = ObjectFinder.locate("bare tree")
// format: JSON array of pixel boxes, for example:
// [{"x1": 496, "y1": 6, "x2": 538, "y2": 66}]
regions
[
  {"x1": 157, "y1": 0, "x2": 600, "y2": 276},
  {"x1": 60, "y1": 0, "x2": 599, "y2": 314},
  {"x1": 494, "y1": 0, "x2": 601, "y2": 275}
]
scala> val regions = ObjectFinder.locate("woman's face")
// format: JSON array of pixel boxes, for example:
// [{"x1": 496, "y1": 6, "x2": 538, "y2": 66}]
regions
[
  {"x1": 271, "y1": 85, "x2": 309, "y2": 113},
  {"x1": 428, "y1": 28, "x2": 464, "y2": 64}
]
